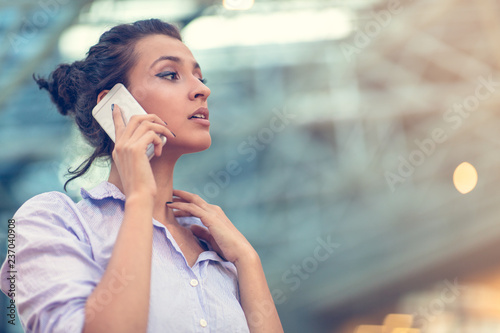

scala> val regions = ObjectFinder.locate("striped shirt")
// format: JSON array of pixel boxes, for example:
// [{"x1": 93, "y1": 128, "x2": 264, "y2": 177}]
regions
[{"x1": 0, "y1": 181, "x2": 250, "y2": 333}]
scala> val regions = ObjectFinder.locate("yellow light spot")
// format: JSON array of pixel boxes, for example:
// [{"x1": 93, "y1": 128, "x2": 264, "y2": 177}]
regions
[
  {"x1": 453, "y1": 162, "x2": 478, "y2": 194},
  {"x1": 354, "y1": 314, "x2": 420, "y2": 333}
]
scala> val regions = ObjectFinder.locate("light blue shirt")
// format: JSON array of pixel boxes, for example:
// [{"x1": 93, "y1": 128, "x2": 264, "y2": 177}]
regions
[{"x1": 0, "y1": 181, "x2": 250, "y2": 333}]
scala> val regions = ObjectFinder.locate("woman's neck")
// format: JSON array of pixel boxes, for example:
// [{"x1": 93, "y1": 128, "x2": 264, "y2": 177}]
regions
[{"x1": 107, "y1": 153, "x2": 180, "y2": 227}]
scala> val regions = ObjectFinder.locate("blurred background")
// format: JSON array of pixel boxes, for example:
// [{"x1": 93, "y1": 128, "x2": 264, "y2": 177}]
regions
[{"x1": 1, "y1": 0, "x2": 500, "y2": 332}]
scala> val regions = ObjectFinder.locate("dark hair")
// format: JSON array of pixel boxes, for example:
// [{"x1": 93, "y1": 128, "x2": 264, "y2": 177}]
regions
[{"x1": 35, "y1": 19, "x2": 182, "y2": 190}]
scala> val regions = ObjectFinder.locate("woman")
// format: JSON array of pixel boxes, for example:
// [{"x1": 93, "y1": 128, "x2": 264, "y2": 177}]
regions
[{"x1": 0, "y1": 19, "x2": 283, "y2": 333}]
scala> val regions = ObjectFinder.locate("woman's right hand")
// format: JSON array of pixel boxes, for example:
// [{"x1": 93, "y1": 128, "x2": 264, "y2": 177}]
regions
[{"x1": 111, "y1": 104, "x2": 174, "y2": 199}]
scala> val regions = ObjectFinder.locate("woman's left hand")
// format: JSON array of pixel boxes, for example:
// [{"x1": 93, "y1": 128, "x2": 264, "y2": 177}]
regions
[{"x1": 167, "y1": 189, "x2": 256, "y2": 264}]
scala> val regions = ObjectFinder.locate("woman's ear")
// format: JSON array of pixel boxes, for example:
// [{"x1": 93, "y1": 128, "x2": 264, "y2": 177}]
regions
[{"x1": 97, "y1": 90, "x2": 110, "y2": 104}]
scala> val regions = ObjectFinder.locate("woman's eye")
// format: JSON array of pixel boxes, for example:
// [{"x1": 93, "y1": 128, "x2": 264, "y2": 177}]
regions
[
  {"x1": 199, "y1": 78, "x2": 207, "y2": 84},
  {"x1": 156, "y1": 71, "x2": 178, "y2": 80}
]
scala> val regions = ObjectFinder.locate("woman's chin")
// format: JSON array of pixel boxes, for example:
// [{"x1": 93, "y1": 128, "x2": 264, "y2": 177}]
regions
[
  {"x1": 173, "y1": 138, "x2": 211, "y2": 154},
  {"x1": 195, "y1": 139, "x2": 212, "y2": 152}
]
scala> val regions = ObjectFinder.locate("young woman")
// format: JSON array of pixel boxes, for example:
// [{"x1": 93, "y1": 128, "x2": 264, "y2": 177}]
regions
[{"x1": 0, "y1": 19, "x2": 283, "y2": 333}]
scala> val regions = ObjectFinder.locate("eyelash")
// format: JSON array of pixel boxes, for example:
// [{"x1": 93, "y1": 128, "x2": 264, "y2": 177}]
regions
[
  {"x1": 156, "y1": 71, "x2": 178, "y2": 80},
  {"x1": 156, "y1": 71, "x2": 207, "y2": 85}
]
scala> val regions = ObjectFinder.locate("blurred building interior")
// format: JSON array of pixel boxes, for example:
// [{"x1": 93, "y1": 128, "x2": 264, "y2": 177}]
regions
[{"x1": 2, "y1": 0, "x2": 500, "y2": 332}]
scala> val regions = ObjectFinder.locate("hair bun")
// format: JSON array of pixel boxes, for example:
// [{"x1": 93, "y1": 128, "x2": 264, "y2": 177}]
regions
[
  {"x1": 33, "y1": 19, "x2": 182, "y2": 191},
  {"x1": 34, "y1": 62, "x2": 84, "y2": 116}
]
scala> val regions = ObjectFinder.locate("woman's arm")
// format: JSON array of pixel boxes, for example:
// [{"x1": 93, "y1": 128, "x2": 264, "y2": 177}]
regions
[
  {"x1": 235, "y1": 252, "x2": 284, "y2": 333},
  {"x1": 83, "y1": 195, "x2": 154, "y2": 333},
  {"x1": 83, "y1": 105, "x2": 172, "y2": 333},
  {"x1": 167, "y1": 190, "x2": 284, "y2": 332}
]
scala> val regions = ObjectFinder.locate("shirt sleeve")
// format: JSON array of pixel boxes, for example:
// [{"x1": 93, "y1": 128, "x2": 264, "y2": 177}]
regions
[{"x1": 0, "y1": 192, "x2": 103, "y2": 333}]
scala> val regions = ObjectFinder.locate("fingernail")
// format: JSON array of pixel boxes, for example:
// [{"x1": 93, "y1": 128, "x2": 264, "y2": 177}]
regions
[
  {"x1": 164, "y1": 121, "x2": 168, "y2": 125},
  {"x1": 166, "y1": 201, "x2": 174, "y2": 205},
  {"x1": 170, "y1": 130, "x2": 176, "y2": 137},
  {"x1": 111, "y1": 104, "x2": 115, "y2": 111}
]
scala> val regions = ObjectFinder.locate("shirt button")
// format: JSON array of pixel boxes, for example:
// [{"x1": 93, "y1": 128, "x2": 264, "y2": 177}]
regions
[
  {"x1": 190, "y1": 279, "x2": 199, "y2": 287},
  {"x1": 200, "y1": 319, "x2": 207, "y2": 327}
]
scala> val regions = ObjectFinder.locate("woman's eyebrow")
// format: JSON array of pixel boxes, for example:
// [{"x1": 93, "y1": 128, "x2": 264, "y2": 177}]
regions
[{"x1": 150, "y1": 55, "x2": 200, "y2": 70}]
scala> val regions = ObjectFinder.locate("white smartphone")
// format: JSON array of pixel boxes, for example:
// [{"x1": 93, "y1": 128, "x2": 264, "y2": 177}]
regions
[{"x1": 92, "y1": 83, "x2": 166, "y2": 160}]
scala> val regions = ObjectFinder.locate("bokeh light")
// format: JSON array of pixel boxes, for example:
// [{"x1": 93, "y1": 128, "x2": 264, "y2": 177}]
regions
[{"x1": 453, "y1": 162, "x2": 478, "y2": 194}]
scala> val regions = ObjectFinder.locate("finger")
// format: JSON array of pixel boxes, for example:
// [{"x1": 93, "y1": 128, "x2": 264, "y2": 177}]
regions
[
  {"x1": 127, "y1": 113, "x2": 173, "y2": 135},
  {"x1": 190, "y1": 225, "x2": 225, "y2": 260},
  {"x1": 126, "y1": 118, "x2": 174, "y2": 143},
  {"x1": 131, "y1": 131, "x2": 167, "y2": 157},
  {"x1": 166, "y1": 201, "x2": 209, "y2": 223},
  {"x1": 190, "y1": 224, "x2": 212, "y2": 243},
  {"x1": 118, "y1": 116, "x2": 172, "y2": 158},
  {"x1": 172, "y1": 189, "x2": 209, "y2": 208},
  {"x1": 128, "y1": 123, "x2": 173, "y2": 149},
  {"x1": 111, "y1": 104, "x2": 126, "y2": 140},
  {"x1": 172, "y1": 210, "x2": 193, "y2": 217},
  {"x1": 117, "y1": 113, "x2": 173, "y2": 146},
  {"x1": 154, "y1": 135, "x2": 166, "y2": 157},
  {"x1": 127, "y1": 113, "x2": 166, "y2": 127},
  {"x1": 150, "y1": 114, "x2": 176, "y2": 138},
  {"x1": 171, "y1": 196, "x2": 189, "y2": 203}
]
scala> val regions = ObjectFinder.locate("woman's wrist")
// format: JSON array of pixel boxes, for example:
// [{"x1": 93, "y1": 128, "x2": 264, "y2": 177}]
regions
[
  {"x1": 234, "y1": 248, "x2": 261, "y2": 269},
  {"x1": 125, "y1": 192, "x2": 155, "y2": 211}
]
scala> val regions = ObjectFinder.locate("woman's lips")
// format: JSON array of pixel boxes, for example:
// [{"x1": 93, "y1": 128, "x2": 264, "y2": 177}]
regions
[
  {"x1": 188, "y1": 107, "x2": 209, "y2": 120},
  {"x1": 188, "y1": 107, "x2": 210, "y2": 126},
  {"x1": 189, "y1": 117, "x2": 210, "y2": 126}
]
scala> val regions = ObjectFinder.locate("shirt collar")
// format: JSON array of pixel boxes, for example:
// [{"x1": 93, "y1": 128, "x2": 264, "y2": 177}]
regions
[
  {"x1": 81, "y1": 181, "x2": 226, "y2": 262},
  {"x1": 80, "y1": 181, "x2": 126, "y2": 201}
]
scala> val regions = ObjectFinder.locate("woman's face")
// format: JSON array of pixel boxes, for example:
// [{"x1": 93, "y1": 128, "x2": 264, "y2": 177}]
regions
[{"x1": 127, "y1": 34, "x2": 211, "y2": 155}]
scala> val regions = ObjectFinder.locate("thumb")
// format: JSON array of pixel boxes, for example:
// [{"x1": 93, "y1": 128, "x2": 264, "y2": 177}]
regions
[
  {"x1": 190, "y1": 224, "x2": 211, "y2": 243},
  {"x1": 190, "y1": 225, "x2": 225, "y2": 259}
]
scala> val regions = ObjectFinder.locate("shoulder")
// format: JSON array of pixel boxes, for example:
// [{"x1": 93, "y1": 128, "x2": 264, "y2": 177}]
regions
[
  {"x1": 13, "y1": 191, "x2": 89, "y2": 242},
  {"x1": 14, "y1": 191, "x2": 76, "y2": 219},
  {"x1": 15, "y1": 191, "x2": 78, "y2": 222}
]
